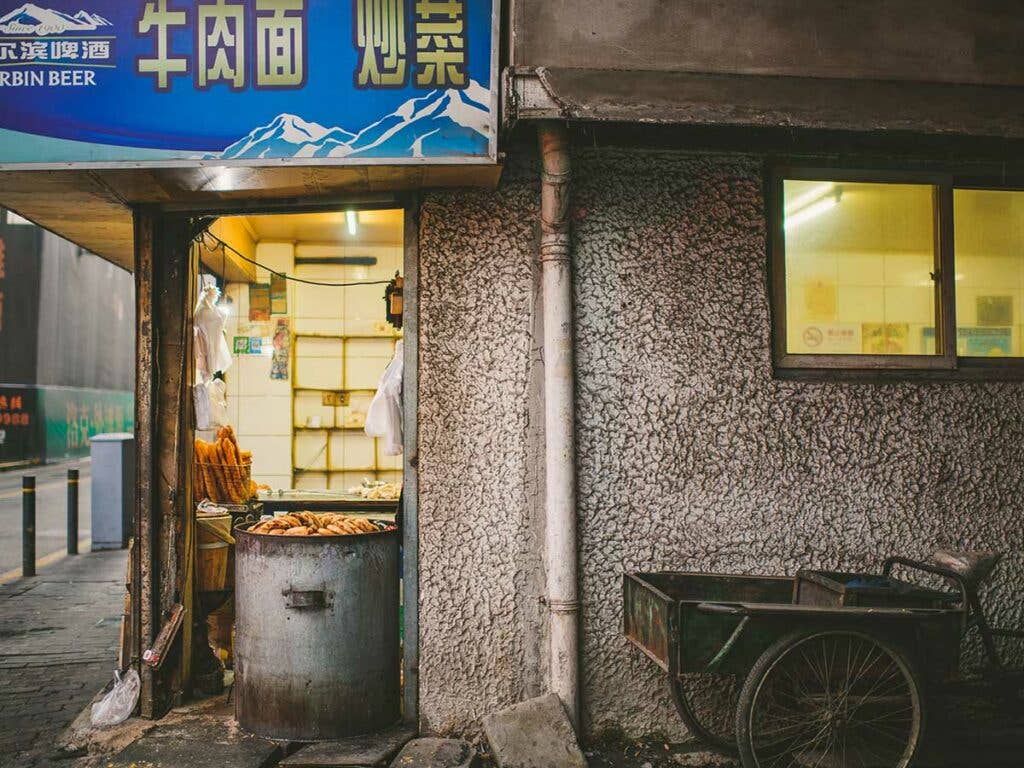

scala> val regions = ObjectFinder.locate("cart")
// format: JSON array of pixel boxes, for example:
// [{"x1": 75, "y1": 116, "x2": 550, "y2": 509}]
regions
[{"x1": 623, "y1": 550, "x2": 1022, "y2": 768}]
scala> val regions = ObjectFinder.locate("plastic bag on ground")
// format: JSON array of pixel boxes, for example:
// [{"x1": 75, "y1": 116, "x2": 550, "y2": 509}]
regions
[{"x1": 90, "y1": 668, "x2": 140, "y2": 727}]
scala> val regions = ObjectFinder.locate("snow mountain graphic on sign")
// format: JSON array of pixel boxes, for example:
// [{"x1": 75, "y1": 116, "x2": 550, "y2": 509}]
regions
[
  {"x1": 219, "y1": 114, "x2": 356, "y2": 160},
  {"x1": 215, "y1": 80, "x2": 491, "y2": 160},
  {"x1": 0, "y1": 4, "x2": 111, "y2": 34}
]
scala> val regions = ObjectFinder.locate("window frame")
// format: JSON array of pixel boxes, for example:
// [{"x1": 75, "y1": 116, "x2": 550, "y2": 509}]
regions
[{"x1": 769, "y1": 166, "x2": 1024, "y2": 380}]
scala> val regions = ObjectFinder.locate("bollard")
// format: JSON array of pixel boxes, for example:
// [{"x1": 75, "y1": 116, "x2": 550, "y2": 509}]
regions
[
  {"x1": 22, "y1": 476, "x2": 35, "y2": 577},
  {"x1": 67, "y1": 468, "x2": 79, "y2": 555}
]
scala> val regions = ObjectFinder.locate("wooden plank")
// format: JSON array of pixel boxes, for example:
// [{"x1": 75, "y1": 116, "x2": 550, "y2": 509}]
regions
[
  {"x1": 133, "y1": 208, "x2": 157, "y2": 717},
  {"x1": 151, "y1": 217, "x2": 193, "y2": 710}
]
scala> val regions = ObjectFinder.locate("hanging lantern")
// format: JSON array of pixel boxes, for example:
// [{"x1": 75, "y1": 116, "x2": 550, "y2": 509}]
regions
[{"x1": 384, "y1": 272, "x2": 404, "y2": 329}]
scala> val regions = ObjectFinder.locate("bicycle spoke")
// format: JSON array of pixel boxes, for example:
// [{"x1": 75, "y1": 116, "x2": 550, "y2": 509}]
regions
[{"x1": 747, "y1": 633, "x2": 919, "y2": 768}]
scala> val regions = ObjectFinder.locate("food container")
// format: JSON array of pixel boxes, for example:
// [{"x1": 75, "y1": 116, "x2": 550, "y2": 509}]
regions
[
  {"x1": 233, "y1": 523, "x2": 400, "y2": 740},
  {"x1": 196, "y1": 513, "x2": 234, "y2": 593}
]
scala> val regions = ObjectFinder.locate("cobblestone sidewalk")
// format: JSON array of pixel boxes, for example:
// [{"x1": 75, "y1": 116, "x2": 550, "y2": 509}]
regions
[{"x1": 0, "y1": 549, "x2": 128, "y2": 767}]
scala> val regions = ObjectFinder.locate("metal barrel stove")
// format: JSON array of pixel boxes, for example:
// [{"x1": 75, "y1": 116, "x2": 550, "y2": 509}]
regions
[{"x1": 234, "y1": 524, "x2": 400, "y2": 741}]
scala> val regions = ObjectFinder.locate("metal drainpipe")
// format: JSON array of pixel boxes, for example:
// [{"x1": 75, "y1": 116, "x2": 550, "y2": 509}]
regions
[{"x1": 538, "y1": 121, "x2": 579, "y2": 729}]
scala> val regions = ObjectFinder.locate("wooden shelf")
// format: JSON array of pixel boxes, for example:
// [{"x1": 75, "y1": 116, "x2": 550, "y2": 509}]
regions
[
  {"x1": 293, "y1": 467, "x2": 389, "y2": 474},
  {"x1": 294, "y1": 333, "x2": 400, "y2": 340},
  {"x1": 293, "y1": 387, "x2": 376, "y2": 394},
  {"x1": 293, "y1": 425, "x2": 366, "y2": 432}
]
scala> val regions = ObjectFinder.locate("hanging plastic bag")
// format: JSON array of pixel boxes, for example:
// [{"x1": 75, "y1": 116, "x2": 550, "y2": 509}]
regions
[
  {"x1": 90, "y1": 668, "x2": 140, "y2": 727},
  {"x1": 194, "y1": 383, "x2": 212, "y2": 431},
  {"x1": 194, "y1": 379, "x2": 228, "y2": 431},
  {"x1": 365, "y1": 341, "x2": 403, "y2": 455},
  {"x1": 207, "y1": 378, "x2": 228, "y2": 428},
  {"x1": 194, "y1": 285, "x2": 233, "y2": 380}
]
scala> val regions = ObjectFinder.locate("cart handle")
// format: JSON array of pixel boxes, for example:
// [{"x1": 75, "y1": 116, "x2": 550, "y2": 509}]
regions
[
  {"x1": 696, "y1": 602, "x2": 747, "y2": 615},
  {"x1": 882, "y1": 556, "x2": 968, "y2": 607}
]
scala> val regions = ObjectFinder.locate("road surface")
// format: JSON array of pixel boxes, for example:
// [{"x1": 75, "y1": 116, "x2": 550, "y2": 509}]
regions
[{"x1": 0, "y1": 460, "x2": 92, "y2": 578}]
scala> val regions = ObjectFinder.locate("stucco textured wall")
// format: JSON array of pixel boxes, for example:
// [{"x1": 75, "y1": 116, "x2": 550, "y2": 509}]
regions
[
  {"x1": 571, "y1": 149, "x2": 1024, "y2": 739},
  {"x1": 417, "y1": 152, "x2": 547, "y2": 735},
  {"x1": 416, "y1": 146, "x2": 1024, "y2": 739}
]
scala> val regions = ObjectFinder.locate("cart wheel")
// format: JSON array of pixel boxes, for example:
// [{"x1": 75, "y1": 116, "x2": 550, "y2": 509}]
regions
[
  {"x1": 669, "y1": 674, "x2": 739, "y2": 756},
  {"x1": 736, "y1": 630, "x2": 924, "y2": 768}
]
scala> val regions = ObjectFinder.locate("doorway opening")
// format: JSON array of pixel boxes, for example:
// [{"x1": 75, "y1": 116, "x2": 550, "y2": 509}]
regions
[{"x1": 182, "y1": 203, "x2": 416, "y2": 730}]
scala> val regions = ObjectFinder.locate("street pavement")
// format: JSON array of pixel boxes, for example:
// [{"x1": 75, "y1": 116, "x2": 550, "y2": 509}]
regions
[
  {"x1": 0, "y1": 461, "x2": 92, "y2": 578},
  {"x1": 0, "y1": 547, "x2": 127, "y2": 767}
]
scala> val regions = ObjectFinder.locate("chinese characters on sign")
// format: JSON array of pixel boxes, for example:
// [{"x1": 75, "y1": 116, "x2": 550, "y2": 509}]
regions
[
  {"x1": 0, "y1": 39, "x2": 111, "y2": 64},
  {"x1": 63, "y1": 401, "x2": 129, "y2": 451},
  {"x1": 198, "y1": 0, "x2": 245, "y2": 89},
  {"x1": 256, "y1": 0, "x2": 304, "y2": 87},
  {"x1": 354, "y1": 0, "x2": 466, "y2": 89},
  {"x1": 354, "y1": 0, "x2": 406, "y2": 87},
  {"x1": 414, "y1": 0, "x2": 465, "y2": 87},
  {"x1": 0, "y1": 394, "x2": 28, "y2": 427},
  {"x1": 137, "y1": 0, "x2": 306, "y2": 90}
]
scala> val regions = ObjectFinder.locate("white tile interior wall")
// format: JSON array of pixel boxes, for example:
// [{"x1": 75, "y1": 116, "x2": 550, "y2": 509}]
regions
[{"x1": 216, "y1": 230, "x2": 404, "y2": 490}]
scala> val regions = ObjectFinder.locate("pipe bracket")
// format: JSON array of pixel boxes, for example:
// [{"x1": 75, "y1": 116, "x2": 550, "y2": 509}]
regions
[{"x1": 547, "y1": 598, "x2": 580, "y2": 614}]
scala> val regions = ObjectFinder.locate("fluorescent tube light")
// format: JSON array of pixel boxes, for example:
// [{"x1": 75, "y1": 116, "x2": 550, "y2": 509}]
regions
[
  {"x1": 784, "y1": 195, "x2": 839, "y2": 231},
  {"x1": 346, "y1": 210, "x2": 358, "y2": 235},
  {"x1": 784, "y1": 183, "x2": 836, "y2": 215}
]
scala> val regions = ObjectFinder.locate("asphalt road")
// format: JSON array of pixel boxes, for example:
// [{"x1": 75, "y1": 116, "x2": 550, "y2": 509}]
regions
[{"x1": 0, "y1": 460, "x2": 91, "y2": 578}]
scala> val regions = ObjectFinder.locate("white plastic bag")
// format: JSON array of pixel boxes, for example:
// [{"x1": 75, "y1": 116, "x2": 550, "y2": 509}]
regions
[
  {"x1": 365, "y1": 342, "x2": 403, "y2": 455},
  {"x1": 207, "y1": 378, "x2": 228, "y2": 428},
  {"x1": 194, "y1": 285, "x2": 233, "y2": 380},
  {"x1": 91, "y1": 668, "x2": 140, "y2": 727},
  {"x1": 193, "y1": 383, "x2": 212, "y2": 430},
  {"x1": 194, "y1": 379, "x2": 228, "y2": 431}
]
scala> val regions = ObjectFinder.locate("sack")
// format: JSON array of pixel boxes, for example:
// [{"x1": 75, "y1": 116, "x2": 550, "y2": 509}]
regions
[
  {"x1": 194, "y1": 383, "x2": 212, "y2": 430},
  {"x1": 207, "y1": 378, "x2": 228, "y2": 428},
  {"x1": 194, "y1": 379, "x2": 228, "y2": 431},
  {"x1": 90, "y1": 668, "x2": 140, "y2": 727}
]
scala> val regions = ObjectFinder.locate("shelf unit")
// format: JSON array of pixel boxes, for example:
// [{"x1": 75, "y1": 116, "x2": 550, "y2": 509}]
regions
[{"x1": 290, "y1": 332, "x2": 401, "y2": 489}]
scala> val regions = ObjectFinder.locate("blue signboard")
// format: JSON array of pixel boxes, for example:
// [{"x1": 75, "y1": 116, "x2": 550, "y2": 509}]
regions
[{"x1": 0, "y1": 0, "x2": 497, "y2": 166}]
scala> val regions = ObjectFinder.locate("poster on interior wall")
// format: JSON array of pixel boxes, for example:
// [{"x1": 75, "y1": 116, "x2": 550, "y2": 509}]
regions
[
  {"x1": 977, "y1": 296, "x2": 1013, "y2": 327},
  {"x1": 232, "y1": 336, "x2": 249, "y2": 354},
  {"x1": 270, "y1": 317, "x2": 290, "y2": 380},
  {"x1": 794, "y1": 323, "x2": 860, "y2": 354},
  {"x1": 959, "y1": 327, "x2": 1012, "y2": 356},
  {"x1": 248, "y1": 283, "x2": 270, "y2": 321},
  {"x1": 862, "y1": 323, "x2": 909, "y2": 355},
  {"x1": 270, "y1": 272, "x2": 287, "y2": 314},
  {"x1": 923, "y1": 326, "x2": 1014, "y2": 356},
  {"x1": 0, "y1": 0, "x2": 499, "y2": 167}
]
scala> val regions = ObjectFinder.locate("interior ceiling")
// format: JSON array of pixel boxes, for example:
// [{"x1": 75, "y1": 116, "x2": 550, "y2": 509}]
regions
[
  {"x1": 242, "y1": 209, "x2": 404, "y2": 245},
  {"x1": 0, "y1": 163, "x2": 502, "y2": 272}
]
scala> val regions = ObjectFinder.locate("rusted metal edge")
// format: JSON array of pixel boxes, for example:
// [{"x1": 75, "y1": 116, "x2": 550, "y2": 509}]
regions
[{"x1": 509, "y1": 66, "x2": 1024, "y2": 139}]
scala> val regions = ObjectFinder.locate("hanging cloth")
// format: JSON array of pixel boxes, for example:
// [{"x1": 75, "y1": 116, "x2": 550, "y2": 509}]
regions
[
  {"x1": 365, "y1": 341, "x2": 404, "y2": 456},
  {"x1": 194, "y1": 284, "x2": 233, "y2": 382}
]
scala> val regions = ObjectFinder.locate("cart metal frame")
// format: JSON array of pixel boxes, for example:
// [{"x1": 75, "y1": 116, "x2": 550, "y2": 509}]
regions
[{"x1": 624, "y1": 554, "x2": 1021, "y2": 767}]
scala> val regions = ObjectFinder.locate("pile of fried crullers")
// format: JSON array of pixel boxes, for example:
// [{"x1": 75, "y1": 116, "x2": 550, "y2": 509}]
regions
[
  {"x1": 195, "y1": 426, "x2": 256, "y2": 504},
  {"x1": 247, "y1": 511, "x2": 384, "y2": 536}
]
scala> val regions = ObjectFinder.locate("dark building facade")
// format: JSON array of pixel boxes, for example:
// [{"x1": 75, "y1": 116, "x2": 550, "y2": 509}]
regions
[{"x1": 0, "y1": 208, "x2": 134, "y2": 466}]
